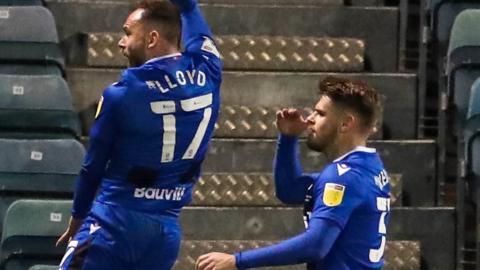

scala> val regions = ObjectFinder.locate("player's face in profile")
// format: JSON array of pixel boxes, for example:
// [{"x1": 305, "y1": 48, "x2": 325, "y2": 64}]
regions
[
  {"x1": 118, "y1": 9, "x2": 148, "y2": 67},
  {"x1": 306, "y1": 95, "x2": 341, "y2": 152}
]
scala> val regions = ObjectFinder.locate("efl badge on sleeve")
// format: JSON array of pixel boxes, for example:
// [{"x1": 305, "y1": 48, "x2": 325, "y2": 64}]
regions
[
  {"x1": 201, "y1": 37, "x2": 220, "y2": 58},
  {"x1": 323, "y1": 183, "x2": 345, "y2": 207},
  {"x1": 95, "y1": 96, "x2": 104, "y2": 119}
]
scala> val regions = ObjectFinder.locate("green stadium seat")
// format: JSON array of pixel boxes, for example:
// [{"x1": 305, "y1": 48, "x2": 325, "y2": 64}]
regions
[
  {"x1": 0, "y1": 74, "x2": 80, "y2": 138},
  {"x1": 464, "y1": 78, "x2": 480, "y2": 191},
  {"x1": 0, "y1": 6, "x2": 64, "y2": 75},
  {"x1": 427, "y1": 0, "x2": 480, "y2": 58},
  {"x1": 446, "y1": 9, "x2": 480, "y2": 134},
  {"x1": 0, "y1": 139, "x2": 84, "y2": 235},
  {"x1": 462, "y1": 78, "x2": 480, "y2": 267},
  {"x1": 28, "y1": 266, "x2": 58, "y2": 270},
  {"x1": 0, "y1": 0, "x2": 43, "y2": 5},
  {"x1": 0, "y1": 65, "x2": 62, "y2": 76},
  {"x1": 465, "y1": 78, "x2": 480, "y2": 135},
  {"x1": 1, "y1": 200, "x2": 71, "y2": 270}
]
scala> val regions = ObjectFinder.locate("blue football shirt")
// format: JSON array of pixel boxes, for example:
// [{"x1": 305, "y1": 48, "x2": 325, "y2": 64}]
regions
[
  {"x1": 303, "y1": 147, "x2": 391, "y2": 269},
  {"x1": 71, "y1": 7, "x2": 223, "y2": 219}
]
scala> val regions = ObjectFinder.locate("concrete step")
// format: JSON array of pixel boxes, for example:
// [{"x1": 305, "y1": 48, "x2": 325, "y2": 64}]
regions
[
  {"x1": 85, "y1": 33, "x2": 365, "y2": 72},
  {"x1": 174, "y1": 240, "x2": 419, "y2": 270},
  {"x1": 45, "y1": 1, "x2": 399, "y2": 71},
  {"x1": 78, "y1": 136, "x2": 436, "y2": 207},
  {"x1": 192, "y1": 172, "x2": 402, "y2": 206},
  {"x1": 179, "y1": 206, "x2": 455, "y2": 270},
  {"x1": 67, "y1": 68, "x2": 418, "y2": 139},
  {"x1": 201, "y1": 139, "x2": 436, "y2": 206}
]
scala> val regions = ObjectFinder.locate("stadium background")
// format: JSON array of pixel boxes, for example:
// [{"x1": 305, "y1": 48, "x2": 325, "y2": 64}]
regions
[{"x1": 0, "y1": 0, "x2": 477, "y2": 269}]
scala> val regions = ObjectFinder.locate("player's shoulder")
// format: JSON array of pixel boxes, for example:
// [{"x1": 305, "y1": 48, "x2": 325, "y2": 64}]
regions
[
  {"x1": 185, "y1": 36, "x2": 223, "y2": 64},
  {"x1": 318, "y1": 161, "x2": 360, "y2": 185},
  {"x1": 102, "y1": 71, "x2": 129, "y2": 103},
  {"x1": 317, "y1": 161, "x2": 366, "y2": 191},
  {"x1": 314, "y1": 162, "x2": 366, "y2": 205}
]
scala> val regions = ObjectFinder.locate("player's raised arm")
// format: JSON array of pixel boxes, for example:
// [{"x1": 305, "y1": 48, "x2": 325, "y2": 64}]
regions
[
  {"x1": 170, "y1": 0, "x2": 218, "y2": 55},
  {"x1": 273, "y1": 108, "x2": 312, "y2": 204}
]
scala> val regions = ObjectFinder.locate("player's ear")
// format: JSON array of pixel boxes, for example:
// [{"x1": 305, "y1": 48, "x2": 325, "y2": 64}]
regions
[
  {"x1": 147, "y1": 30, "x2": 161, "y2": 49},
  {"x1": 340, "y1": 113, "x2": 355, "y2": 133}
]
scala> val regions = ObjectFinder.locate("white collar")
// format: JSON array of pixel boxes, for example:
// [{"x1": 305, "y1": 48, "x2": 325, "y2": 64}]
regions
[
  {"x1": 333, "y1": 146, "x2": 376, "y2": 163},
  {"x1": 145, "y1": 53, "x2": 182, "y2": 64}
]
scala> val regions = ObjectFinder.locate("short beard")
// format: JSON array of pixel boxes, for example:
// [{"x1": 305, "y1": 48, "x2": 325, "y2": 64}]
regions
[
  {"x1": 127, "y1": 48, "x2": 146, "y2": 67},
  {"x1": 128, "y1": 56, "x2": 146, "y2": 67},
  {"x1": 306, "y1": 137, "x2": 325, "y2": 153},
  {"x1": 306, "y1": 130, "x2": 337, "y2": 154}
]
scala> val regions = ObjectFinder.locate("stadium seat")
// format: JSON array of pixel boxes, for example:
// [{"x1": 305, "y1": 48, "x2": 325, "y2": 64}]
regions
[
  {"x1": 462, "y1": 77, "x2": 480, "y2": 268},
  {"x1": 0, "y1": 65, "x2": 62, "y2": 76},
  {"x1": 446, "y1": 9, "x2": 480, "y2": 134},
  {"x1": 465, "y1": 78, "x2": 480, "y2": 143},
  {"x1": 0, "y1": 6, "x2": 64, "y2": 75},
  {"x1": 28, "y1": 266, "x2": 57, "y2": 270},
  {"x1": 0, "y1": 139, "x2": 84, "y2": 235},
  {"x1": 1, "y1": 200, "x2": 71, "y2": 270},
  {"x1": 0, "y1": 74, "x2": 81, "y2": 138},
  {"x1": 0, "y1": 0, "x2": 43, "y2": 5},
  {"x1": 428, "y1": 0, "x2": 480, "y2": 58},
  {"x1": 464, "y1": 78, "x2": 480, "y2": 200}
]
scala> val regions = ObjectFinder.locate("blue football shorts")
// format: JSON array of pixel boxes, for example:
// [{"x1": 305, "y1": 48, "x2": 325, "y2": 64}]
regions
[{"x1": 59, "y1": 203, "x2": 181, "y2": 270}]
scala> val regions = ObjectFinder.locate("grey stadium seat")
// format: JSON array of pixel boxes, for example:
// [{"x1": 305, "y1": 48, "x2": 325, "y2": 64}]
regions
[
  {"x1": 446, "y1": 9, "x2": 480, "y2": 134},
  {"x1": 0, "y1": 6, "x2": 64, "y2": 75},
  {"x1": 0, "y1": 74, "x2": 81, "y2": 138},
  {"x1": 1, "y1": 200, "x2": 71, "y2": 270},
  {"x1": 0, "y1": 139, "x2": 84, "y2": 236}
]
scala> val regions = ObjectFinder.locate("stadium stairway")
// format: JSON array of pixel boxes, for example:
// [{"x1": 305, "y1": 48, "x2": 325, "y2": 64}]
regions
[{"x1": 0, "y1": 0, "x2": 459, "y2": 269}]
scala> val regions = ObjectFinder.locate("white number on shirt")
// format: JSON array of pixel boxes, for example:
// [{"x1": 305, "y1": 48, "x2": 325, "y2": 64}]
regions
[
  {"x1": 369, "y1": 197, "x2": 390, "y2": 263},
  {"x1": 150, "y1": 93, "x2": 213, "y2": 163}
]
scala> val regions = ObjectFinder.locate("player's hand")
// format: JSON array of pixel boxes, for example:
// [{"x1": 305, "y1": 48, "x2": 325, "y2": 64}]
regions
[
  {"x1": 169, "y1": 0, "x2": 197, "y2": 11},
  {"x1": 56, "y1": 216, "x2": 83, "y2": 247},
  {"x1": 276, "y1": 108, "x2": 308, "y2": 137},
  {"x1": 195, "y1": 252, "x2": 237, "y2": 270}
]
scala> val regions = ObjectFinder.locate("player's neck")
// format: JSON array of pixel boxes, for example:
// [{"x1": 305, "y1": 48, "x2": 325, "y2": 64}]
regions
[
  {"x1": 146, "y1": 46, "x2": 180, "y2": 61},
  {"x1": 327, "y1": 135, "x2": 367, "y2": 163}
]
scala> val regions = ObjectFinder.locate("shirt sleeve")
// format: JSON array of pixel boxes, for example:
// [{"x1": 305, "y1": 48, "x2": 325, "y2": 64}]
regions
[
  {"x1": 234, "y1": 218, "x2": 341, "y2": 269},
  {"x1": 273, "y1": 134, "x2": 314, "y2": 204},
  {"x1": 170, "y1": 0, "x2": 221, "y2": 59},
  {"x1": 71, "y1": 85, "x2": 121, "y2": 219},
  {"x1": 310, "y1": 163, "x2": 365, "y2": 228}
]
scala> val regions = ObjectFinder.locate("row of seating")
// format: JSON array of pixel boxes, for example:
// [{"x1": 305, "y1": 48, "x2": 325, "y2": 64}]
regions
[
  {"x1": 0, "y1": 2, "x2": 83, "y2": 270},
  {"x1": 432, "y1": 6, "x2": 480, "y2": 270}
]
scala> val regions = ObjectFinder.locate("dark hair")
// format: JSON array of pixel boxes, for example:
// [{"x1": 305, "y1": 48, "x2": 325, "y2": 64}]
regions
[
  {"x1": 135, "y1": 0, "x2": 181, "y2": 46},
  {"x1": 318, "y1": 76, "x2": 383, "y2": 132}
]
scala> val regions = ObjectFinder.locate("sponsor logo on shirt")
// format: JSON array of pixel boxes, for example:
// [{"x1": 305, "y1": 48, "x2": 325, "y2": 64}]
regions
[
  {"x1": 323, "y1": 183, "x2": 345, "y2": 207},
  {"x1": 337, "y1": 163, "x2": 351, "y2": 176},
  {"x1": 134, "y1": 187, "x2": 186, "y2": 201}
]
